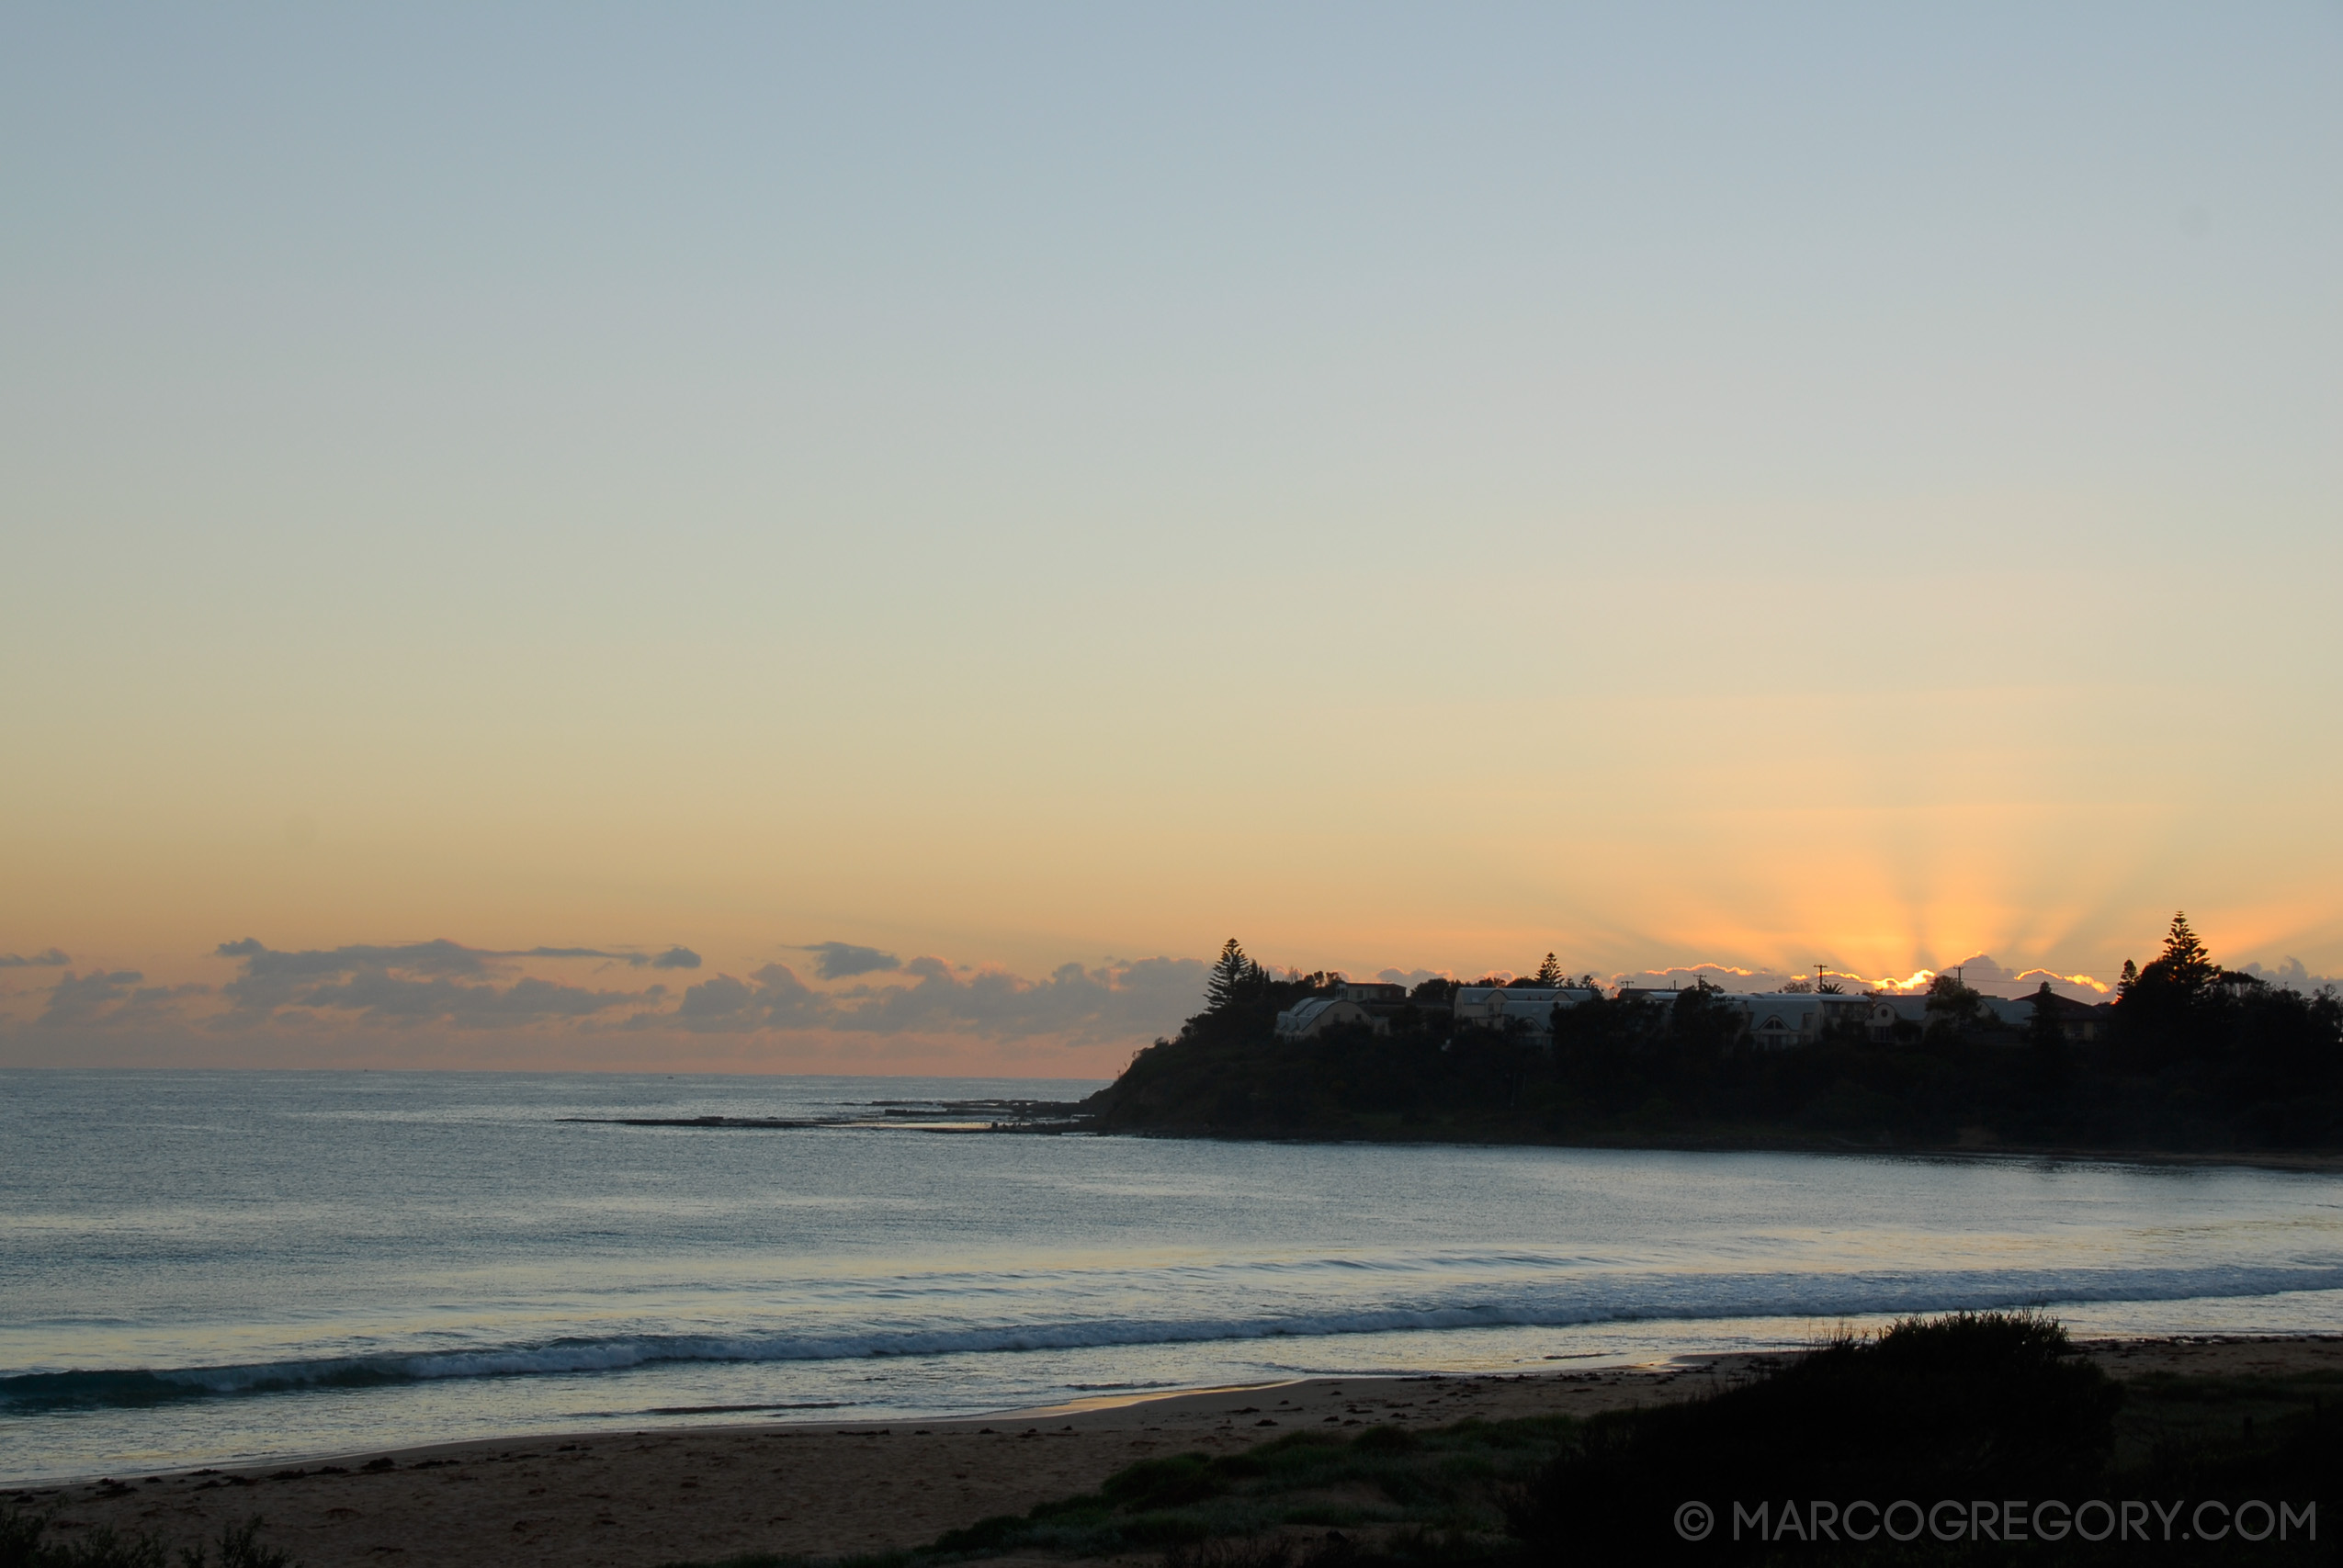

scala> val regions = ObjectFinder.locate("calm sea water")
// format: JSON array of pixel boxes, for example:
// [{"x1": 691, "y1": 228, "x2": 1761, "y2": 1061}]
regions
[{"x1": 6, "y1": 1070, "x2": 2343, "y2": 1483}]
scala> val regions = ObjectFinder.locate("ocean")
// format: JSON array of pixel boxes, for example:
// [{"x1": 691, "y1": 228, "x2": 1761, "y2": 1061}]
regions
[{"x1": 6, "y1": 1069, "x2": 2343, "y2": 1483}]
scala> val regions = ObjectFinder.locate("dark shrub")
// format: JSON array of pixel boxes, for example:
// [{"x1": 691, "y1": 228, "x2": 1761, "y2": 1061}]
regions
[{"x1": 1509, "y1": 1312, "x2": 2121, "y2": 1563}]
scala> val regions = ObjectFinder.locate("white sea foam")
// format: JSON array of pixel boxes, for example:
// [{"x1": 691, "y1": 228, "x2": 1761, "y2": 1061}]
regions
[{"x1": 12, "y1": 1261, "x2": 2343, "y2": 1408}]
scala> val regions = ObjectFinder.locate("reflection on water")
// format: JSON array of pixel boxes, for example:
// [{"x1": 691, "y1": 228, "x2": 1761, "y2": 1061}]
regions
[{"x1": 4, "y1": 1070, "x2": 2340, "y2": 1481}]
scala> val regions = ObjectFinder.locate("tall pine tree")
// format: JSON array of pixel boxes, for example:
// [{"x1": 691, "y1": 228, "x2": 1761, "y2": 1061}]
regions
[
  {"x1": 1205, "y1": 939, "x2": 1262, "y2": 1013},
  {"x1": 2153, "y1": 911, "x2": 2218, "y2": 996}
]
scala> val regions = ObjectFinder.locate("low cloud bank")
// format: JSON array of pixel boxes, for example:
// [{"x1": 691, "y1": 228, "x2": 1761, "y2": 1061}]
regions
[
  {"x1": 796, "y1": 942, "x2": 902, "y2": 980},
  {"x1": 37, "y1": 970, "x2": 208, "y2": 1028},
  {"x1": 0, "y1": 938, "x2": 1208, "y2": 1056},
  {"x1": 6, "y1": 934, "x2": 2331, "y2": 1068},
  {"x1": 196, "y1": 939, "x2": 696, "y2": 1027},
  {"x1": 662, "y1": 954, "x2": 1206, "y2": 1045},
  {"x1": 214, "y1": 937, "x2": 697, "y2": 982},
  {"x1": 2240, "y1": 956, "x2": 2340, "y2": 992}
]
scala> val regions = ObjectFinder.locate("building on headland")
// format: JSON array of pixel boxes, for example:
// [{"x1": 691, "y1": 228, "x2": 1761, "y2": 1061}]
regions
[
  {"x1": 1607, "y1": 986, "x2": 1870, "y2": 1046},
  {"x1": 1865, "y1": 991, "x2": 2114, "y2": 1042},
  {"x1": 1273, "y1": 997, "x2": 1388, "y2": 1039},
  {"x1": 1274, "y1": 976, "x2": 2113, "y2": 1049},
  {"x1": 1272, "y1": 980, "x2": 1418, "y2": 1039},
  {"x1": 1446, "y1": 984, "x2": 1857, "y2": 1047},
  {"x1": 1867, "y1": 995, "x2": 1931, "y2": 1041},
  {"x1": 2021, "y1": 990, "x2": 2114, "y2": 1041},
  {"x1": 1720, "y1": 991, "x2": 1873, "y2": 1047},
  {"x1": 1450, "y1": 986, "x2": 1600, "y2": 1041}
]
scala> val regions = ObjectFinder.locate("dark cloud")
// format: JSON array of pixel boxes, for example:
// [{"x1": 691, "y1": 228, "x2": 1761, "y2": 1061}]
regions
[
  {"x1": 281, "y1": 972, "x2": 629, "y2": 1026},
  {"x1": 800, "y1": 942, "x2": 902, "y2": 980},
  {"x1": 668, "y1": 964, "x2": 827, "y2": 1032},
  {"x1": 515, "y1": 945, "x2": 698, "y2": 968},
  {"x1": 37, "y1": 971, "x2": 209, "y2": 1028},
  {"x1": 661, "y1": 954, "x2": 1206, "y2": 1043},
  {"x1": 2243, "y1": 957, "x2": 2341, "y2": 993},
  {"x1": 213, "y1": 938, "x2": 699, "y2": 987},
  {"x1": 0, "y1": 948, "x2": 71, "y2": 968},
  {"x1": 207, "y1": 939, "x2": 699, "y2": 1028},
  {"x1": 216, "y1": 938, "x2": 492, "y2": 982},
  {"x1": 14, "y1": 937, "x2": 1203, "y2": 1049}
]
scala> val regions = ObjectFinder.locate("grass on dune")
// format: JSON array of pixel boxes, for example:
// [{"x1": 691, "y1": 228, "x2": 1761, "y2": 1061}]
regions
[
  {"x1": 923, "y1": 1416, "x2": 1571, "y2": 1559},
  {"x1": 665, "y1": 1314, "x2": 2343, "y2": 1567},
  {"x1": 660, "y1": 1416, "x2": 1570, "y2": 1568},
  {"x1": 0, "y1": 1512, "x2": 298, "y2": 1568}
]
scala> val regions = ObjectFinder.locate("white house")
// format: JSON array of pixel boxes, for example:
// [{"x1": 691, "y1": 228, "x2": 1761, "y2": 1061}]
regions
[
  {"x1": 1722, "y1": 991, "x2": 1870, "y2": 1047},
  {"x1": 1273, "y1": 997, "x2": 1387, "y2": 1040}
]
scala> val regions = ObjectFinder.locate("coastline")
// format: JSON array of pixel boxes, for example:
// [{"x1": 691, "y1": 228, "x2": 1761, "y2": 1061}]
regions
[
  {"x1": 14, "y1": 1337, "x2": 2342, "y2": 1567},
  {"x1": 1086, "y1": 1123, "x2": 2343, "y2": 1176}
]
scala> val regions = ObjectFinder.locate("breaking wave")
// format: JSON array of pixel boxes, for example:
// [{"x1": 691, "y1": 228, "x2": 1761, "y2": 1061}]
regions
[{"x1": 10, "y1": 1261, "x2": 2341, "y2": 1414}]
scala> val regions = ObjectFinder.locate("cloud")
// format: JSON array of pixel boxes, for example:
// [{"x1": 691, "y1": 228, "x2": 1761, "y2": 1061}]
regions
[
  {"x1": 214, "y1": 937, "x2": 698, "y2": 975},
  {"x1": 37, "y1": 971, "x2": 209, "y2": 1028},
  {"x1": 1603, "y1": 956, "x2": 2109, "y2": 1001},
  {"x1": 514, "y1": 945, "x2": 700, "y2": 969},
  {"x1": 798, "y1": 942, "x2": 902, "y2": 980},
  {"x1": 1609, "y1": 963, "x2": 1784, "y2": 992},
  {"x1": 661, "y1": 954, "x2": 1208, "y2": 1043},
  {"x1": 2242, "y1": 957, "x2": 2342, "y2": 993},
  {"x1": 282, "y1": 971, "x2": 631, "y2": 1025},
  {"x1": 0, "y1": 948, "x2": 71, "y2": 967},
  {"x1": 216, "y1": 938, "x2": 492, "y2": 982},
  {"x1": 208, "y1": 939, "x2": 695, "y2": 1028}
]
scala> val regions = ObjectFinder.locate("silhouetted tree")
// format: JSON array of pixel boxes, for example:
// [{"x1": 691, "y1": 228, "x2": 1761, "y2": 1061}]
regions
[
  {"x1": 1205, "y1": 938, "x2": 1264, "y2": 1013},
  {"x1": 1670, "y1": 981, "x2": 1744, "y2": 1055},
  {"x1": 1088, "y1": 914, "x2": 2343, "y2": 1152},
  {"x1": 2026, "y1": 980, "x2": 2072, "y2": 1097},
  {"x1": 1923, "y1": 972, "x2": 1985, "y2": 1043},
  {"x1": 2156, "y1": 911, "x2": 2217, "y2": 993},
  {"x1": 2117, "y1": 911, "x2": 2226, "y2": 1068},
  {"x1": 1534, "y1": 952, "x2": 1566, "y2": 986}
]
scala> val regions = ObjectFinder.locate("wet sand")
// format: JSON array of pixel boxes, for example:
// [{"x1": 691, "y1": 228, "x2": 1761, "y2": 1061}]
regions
[{"x1": 12, "y1": 1337, "x2": 2340, "y2": 1568}]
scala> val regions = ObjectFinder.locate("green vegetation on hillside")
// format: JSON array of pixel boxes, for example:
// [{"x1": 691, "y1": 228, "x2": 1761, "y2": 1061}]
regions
[{"x1": 1085, "y1": 920, "x2": 2343, "y2": 1154}]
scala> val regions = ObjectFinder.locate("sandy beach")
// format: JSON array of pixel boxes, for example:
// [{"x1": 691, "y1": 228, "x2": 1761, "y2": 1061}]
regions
[{"x1": 11, "y1": 1337, "x2": 2339, "y2": 1567}]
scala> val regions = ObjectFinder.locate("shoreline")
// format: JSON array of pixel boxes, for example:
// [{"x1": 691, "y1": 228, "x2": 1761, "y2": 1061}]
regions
[
  {"x1": 13, "y1": 1337, "x2": 2343, "y2": 1567},
  {"x1": 1084, "y1": 1124, "x2": 2343, "y2": 1175}
]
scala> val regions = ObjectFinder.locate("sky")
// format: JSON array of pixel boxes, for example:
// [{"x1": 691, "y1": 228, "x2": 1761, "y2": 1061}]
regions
[{"x1": 4, "y1": 4, "x2": 2339, "y2": 1075}]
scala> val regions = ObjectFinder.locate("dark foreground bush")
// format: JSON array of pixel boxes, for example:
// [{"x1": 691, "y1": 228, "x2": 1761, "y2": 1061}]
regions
[
  {"x1": 669, "y1": 1314, "x2": 2338, "y2": 1568},
  {"x1": 0, "y1": 1508, "x2": 297, "y2": 1568},
  {"x1": 1509, "y1": 1311, "x2": 2337, "y2": 1565}
]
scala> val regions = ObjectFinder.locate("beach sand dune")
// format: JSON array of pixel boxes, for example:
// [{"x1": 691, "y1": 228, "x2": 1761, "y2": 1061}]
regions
[{"x1": 13, "y1": 1338, "x2": 2338, "y2": 1568}]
